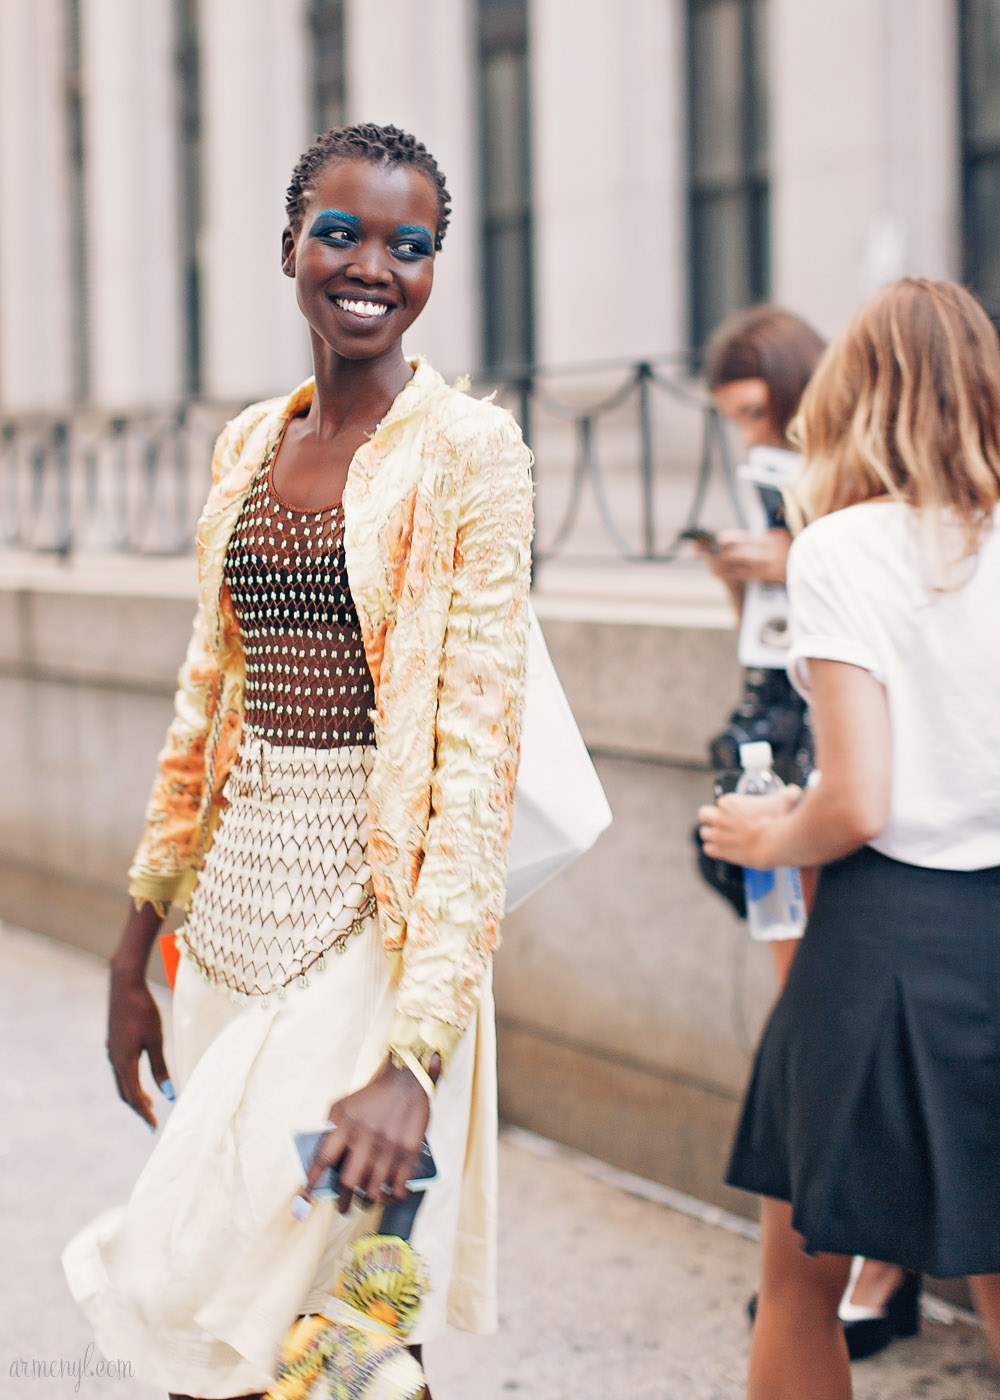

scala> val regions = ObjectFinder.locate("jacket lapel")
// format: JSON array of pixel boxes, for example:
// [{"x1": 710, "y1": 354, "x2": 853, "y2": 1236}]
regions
[{"x1": 342, "y1": 359, "x2": 449, "y2": 691}]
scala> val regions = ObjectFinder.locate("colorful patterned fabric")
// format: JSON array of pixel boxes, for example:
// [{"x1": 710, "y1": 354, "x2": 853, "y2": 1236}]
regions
[
  {"x1": 266, "y1": 1235, "x2": 430, "y2": 1400},
  {"x1": 128, "y1": 360, "x2": 533, "y2": 1065}
]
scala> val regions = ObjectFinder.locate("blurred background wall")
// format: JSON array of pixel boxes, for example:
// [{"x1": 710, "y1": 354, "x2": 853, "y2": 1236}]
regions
[
  {"x1": 1, "y1": 0, "x2": 988, "y2": 414},
  {"x1": 1, "y1": 0, "x2": 996, "y2": 1213}
]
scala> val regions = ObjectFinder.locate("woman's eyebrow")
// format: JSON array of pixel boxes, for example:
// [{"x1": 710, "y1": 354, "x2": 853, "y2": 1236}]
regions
[
  {"x1": 396, "y1": 224, "x2": 433, "y2": 241},
  {"x1": 310, "y1": 209, "x2": 361, "y2": 227}
]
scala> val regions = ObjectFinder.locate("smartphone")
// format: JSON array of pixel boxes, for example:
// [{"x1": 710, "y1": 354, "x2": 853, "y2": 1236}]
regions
[
  {"x1": 292, "y1": 1129, "x2": 438, "y2": 1199},
  {"x1": 679, "y1": 526, "x2": 719, "y2": 553}
]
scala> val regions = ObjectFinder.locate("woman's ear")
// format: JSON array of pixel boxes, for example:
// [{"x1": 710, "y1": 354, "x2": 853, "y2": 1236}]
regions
[{"x1": 281, "y1": 226, "x2": 297, "y2": 279}]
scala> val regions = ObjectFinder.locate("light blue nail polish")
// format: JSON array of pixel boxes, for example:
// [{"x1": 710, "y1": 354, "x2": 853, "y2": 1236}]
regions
[
  {"x1": 290, "y1": 1195, "x2": 312, "y2": 1223},
  {"x1": 148, "y1": 1123, "x2": 157, "y2": 1134},
  {"x1": 160, "y1": 1079, "x2": 175, "y2": 1102}
]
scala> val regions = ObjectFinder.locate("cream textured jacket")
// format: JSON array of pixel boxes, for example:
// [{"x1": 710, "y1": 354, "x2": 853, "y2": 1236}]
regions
[{"x1": 128, "y1": 359, "x2": 534, "y2": 1068}]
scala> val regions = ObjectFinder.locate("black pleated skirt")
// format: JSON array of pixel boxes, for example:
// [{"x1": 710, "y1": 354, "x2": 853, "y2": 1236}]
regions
[{"x1": 727, "y1": 845, "x2": 1000, "y2": 1277}]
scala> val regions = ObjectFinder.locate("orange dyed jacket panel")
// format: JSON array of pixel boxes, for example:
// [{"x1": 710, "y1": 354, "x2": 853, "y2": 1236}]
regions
[{"x1": 128, "y1": 360, "x2": 534, "y2": 1064}]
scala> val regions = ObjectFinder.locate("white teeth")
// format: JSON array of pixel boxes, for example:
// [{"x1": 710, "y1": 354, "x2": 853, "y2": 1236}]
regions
[{"x1": 334, "y1": 299, "x2": 389, "y2": 318}]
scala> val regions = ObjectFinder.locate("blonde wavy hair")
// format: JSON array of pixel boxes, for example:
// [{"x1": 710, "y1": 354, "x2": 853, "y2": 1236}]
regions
[{"x1": 793, "y1": 278, "x2": 1000, "y2": 562}]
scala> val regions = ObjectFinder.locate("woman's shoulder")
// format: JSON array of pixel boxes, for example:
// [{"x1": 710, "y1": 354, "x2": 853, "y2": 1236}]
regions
[
  {"x1": 418, "y1": 367, "x2": 527, "y2": 454},
  {"x1": 791, "y1": 501, "x2": 908, "y2": 570},
  {"x1": 404, "y1": 373, "x2": 532, "y2": 509},
  {"x1": 210, "y1": 387, "x2": 306, "y2": 486}
]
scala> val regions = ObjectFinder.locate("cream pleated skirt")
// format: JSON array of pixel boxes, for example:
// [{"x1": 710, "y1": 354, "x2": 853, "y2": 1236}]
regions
[{"x1": 63, "y1": 736, "x2": 499, "y2": 1399}]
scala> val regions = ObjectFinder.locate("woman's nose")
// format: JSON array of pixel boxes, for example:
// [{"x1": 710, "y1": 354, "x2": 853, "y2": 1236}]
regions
[{"x1": 345, "y1": 247, "x2": 392, "y2": 285}]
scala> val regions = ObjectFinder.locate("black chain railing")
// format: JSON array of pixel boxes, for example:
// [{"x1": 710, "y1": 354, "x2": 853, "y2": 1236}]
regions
[
  {"x1": 0, "y1": 354, "x2": 743, "y2": 560},
  {"x1": 484, "y1": 354, "x2": 745, "y2": 563}
]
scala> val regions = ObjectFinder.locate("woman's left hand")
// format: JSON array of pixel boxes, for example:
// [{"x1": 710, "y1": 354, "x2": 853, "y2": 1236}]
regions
[
  {"x1": 706, "y1": 528, "x2": 792, "y2": 586},
  {"x1": 303, "y1": 1059, "x2": 437, "y2": 1214},
  {"x1": 698, "y1": 787, "x2": 801, "y2": 867}
]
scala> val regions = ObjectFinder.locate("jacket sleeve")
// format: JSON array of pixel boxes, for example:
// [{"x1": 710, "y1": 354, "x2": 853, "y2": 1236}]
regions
[
  {"x1": 126, "y1": 419, "x2": 241, "y2": 912},
  {"x1": 387, "y1": 412, "x2": 534, "y2": 1071}
]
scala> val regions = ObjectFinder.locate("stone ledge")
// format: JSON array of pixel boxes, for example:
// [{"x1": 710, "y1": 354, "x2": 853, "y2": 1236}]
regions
[
  {"x1": 0, "y1": 582, "x2": 194, "y2": 690},
  {"x1": 0, "y1": 556, "x2": 742, "y2": 761},
  {"x1": 497, "y1": 1016, "x2": 752, "y2": 1219},
  {"x1": 0, "y1": 549, "x2": 197, "y2": 597}
]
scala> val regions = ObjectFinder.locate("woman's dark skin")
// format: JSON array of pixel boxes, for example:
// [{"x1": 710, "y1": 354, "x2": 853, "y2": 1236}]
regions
[{"x1": 109, "y1": 157, "x2": 450, "y2": 1400}]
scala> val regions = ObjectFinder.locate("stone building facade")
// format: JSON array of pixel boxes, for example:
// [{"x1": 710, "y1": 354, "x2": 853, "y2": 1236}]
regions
[{"x1": 0, "y1": 0, "x2": 982, "y2": 418}]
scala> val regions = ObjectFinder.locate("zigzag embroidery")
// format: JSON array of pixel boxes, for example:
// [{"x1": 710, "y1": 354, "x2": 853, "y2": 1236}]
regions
[{"x1": 182, "y1": 731, "x2": 378, "y2": 999}]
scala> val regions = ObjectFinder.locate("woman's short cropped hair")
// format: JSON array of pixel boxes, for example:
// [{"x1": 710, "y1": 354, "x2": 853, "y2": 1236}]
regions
[
  {"x1": 794, "y1": 278, "x2": 1000, "y2": 560},
  {"x1": 286, "y1": 122, "x2": 452, "y2": 248},
  {"x1": 703, "y1": 305, "x2": 826, "y2": 442}
]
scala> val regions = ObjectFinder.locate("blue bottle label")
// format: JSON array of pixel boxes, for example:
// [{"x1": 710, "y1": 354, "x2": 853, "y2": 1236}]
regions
[{"x1": 743, "y1": 867, "x2": 775, "y2": 901}]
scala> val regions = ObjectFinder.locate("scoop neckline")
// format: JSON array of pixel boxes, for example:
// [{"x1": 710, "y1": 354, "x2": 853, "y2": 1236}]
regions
[
  {"x1": 263, "y1": 420, "x2": 345, "y2": 516},
  {"x1": 266, "y1": 459, "x2": 344, "y2": 516}
]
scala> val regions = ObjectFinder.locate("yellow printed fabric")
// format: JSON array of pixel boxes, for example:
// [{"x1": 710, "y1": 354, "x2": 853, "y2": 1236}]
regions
[{"x1": 127, "y1": 360, "x2": 533, "y2": 1063}]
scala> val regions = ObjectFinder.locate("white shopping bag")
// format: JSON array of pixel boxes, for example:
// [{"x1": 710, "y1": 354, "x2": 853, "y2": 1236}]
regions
[{"x1": 505, "y1": 607, "x2": 613, "y2": 911}]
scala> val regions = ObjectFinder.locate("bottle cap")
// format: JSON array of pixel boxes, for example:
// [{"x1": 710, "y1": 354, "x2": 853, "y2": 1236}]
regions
[{"x1": 739, "y1": 740, "x2": 773, "y2": 769}]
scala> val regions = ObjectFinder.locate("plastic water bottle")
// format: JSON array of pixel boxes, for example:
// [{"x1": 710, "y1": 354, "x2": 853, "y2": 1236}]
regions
[{"x1": 736, "y1": 741, "x2": 805, "y2": 941}]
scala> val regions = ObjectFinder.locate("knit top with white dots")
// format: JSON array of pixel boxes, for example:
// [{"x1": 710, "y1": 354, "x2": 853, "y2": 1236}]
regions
[{"x1": 224, "y1": 454, "x2": 376, "y2": 750}]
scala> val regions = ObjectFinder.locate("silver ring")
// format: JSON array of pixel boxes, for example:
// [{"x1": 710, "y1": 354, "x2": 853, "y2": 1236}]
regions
[
  {"x1": 380, "y1": 1183, "x2": 394, "y2": 1198},
  {"x1": 353, "y1": 1188, "x2": 372, "y2": 1207}
]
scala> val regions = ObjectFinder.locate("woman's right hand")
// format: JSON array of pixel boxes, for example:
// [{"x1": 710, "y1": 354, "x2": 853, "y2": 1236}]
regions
[
  {"x1": 107, "y1": 901, "x2": 173, "y2": 1129},
  {"x1": 697, "y1": 785, "x2": 803, "y2": 868},
  {"x1": 304, "y1": 1059, "x2": 435, "y2": 1215}
]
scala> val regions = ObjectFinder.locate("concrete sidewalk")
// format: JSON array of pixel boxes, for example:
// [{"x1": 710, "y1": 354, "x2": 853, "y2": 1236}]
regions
[{"x1": 1, "y1": 922, "x2": 995, "y2": 1399}]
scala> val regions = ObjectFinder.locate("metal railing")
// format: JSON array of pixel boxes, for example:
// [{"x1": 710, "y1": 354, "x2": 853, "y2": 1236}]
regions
[
  {"x1": 0, "y1": 403, "x2": 224, "y2": 556},
  {"x1": 485, "y1": 353, "x2": 743, "y2": 563},
  {"x1": 0, "y1": 354, "x2": 742, "y2": 560}
]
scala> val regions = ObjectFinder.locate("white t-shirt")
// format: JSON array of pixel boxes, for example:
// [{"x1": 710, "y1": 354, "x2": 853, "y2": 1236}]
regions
[{"x1": 786, "y1": 500, "x2": 1000, "y2": 870}]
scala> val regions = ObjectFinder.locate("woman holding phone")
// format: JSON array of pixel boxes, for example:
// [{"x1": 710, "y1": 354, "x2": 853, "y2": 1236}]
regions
[
  {"x1": 699, "y1": 278, "x2": 1000, "y2": 1398},
  {"x1": 700, "y1": 306, "x2": 824, "y2": 987},
  {"x1": 63, "y1": 123, "x2": 533, "y2": 1400},
  {"x1": 702, "y1": 306, "x2": 824, "y2": 626}
]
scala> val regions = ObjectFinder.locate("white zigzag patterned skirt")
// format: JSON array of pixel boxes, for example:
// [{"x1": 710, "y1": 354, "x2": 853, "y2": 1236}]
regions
[{"x1": 179, "y1": 729, "x2": 376, "y2": 998}]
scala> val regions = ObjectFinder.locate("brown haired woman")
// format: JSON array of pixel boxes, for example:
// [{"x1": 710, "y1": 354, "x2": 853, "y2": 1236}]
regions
[
  {"x1": 62, "y1": 123, "x2": 533, "y2": 1400},
  {"x1": 701, "y1": 305, "x2": 824, "y2": 986},
  {"x1": 703, "y1": 305, "x2": 824, "y2": 601},
  {"x1": 699, "y1": 278, "x2": 1000, "y2": 1398}
]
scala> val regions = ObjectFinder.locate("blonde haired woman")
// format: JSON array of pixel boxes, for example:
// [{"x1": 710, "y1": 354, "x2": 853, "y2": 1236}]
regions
[{"x1": 699, "y1": 278, "x2": 1000, "y2": 1399}]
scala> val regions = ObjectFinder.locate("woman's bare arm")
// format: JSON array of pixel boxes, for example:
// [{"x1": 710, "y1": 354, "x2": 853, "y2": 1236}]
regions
[
  {"x1": 699, "y1": 659, "x2": 891, "y2": 870},
  {"x1": 107, "y1": 901, "x2": 173, "y2": 1129}
]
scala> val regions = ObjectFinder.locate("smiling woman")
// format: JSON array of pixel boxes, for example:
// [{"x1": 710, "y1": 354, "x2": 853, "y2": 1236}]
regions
[{"x1": 62, "y1": 123, "x2": 534, "y2": 1400}]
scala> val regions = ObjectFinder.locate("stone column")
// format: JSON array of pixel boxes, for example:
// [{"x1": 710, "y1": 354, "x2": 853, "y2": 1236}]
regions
[
  {"x1": 770, "y1": 0, "x2": 959, "y2": 336},
  {"x1": 0, "y1": 0, "x2": 75, "y2": 409},
  {"x1": 530, "y1": 0, "x2": 687, "y2": 366},
  {"x1": 199, "y1": 0, "x2": 311, "y2": 403},
  {"x1": 80, "y1": 0, "x2": 184, "y2": 408},
  {"x1": 345, "y1": 0, "x2": 480, "y2": 377}
]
